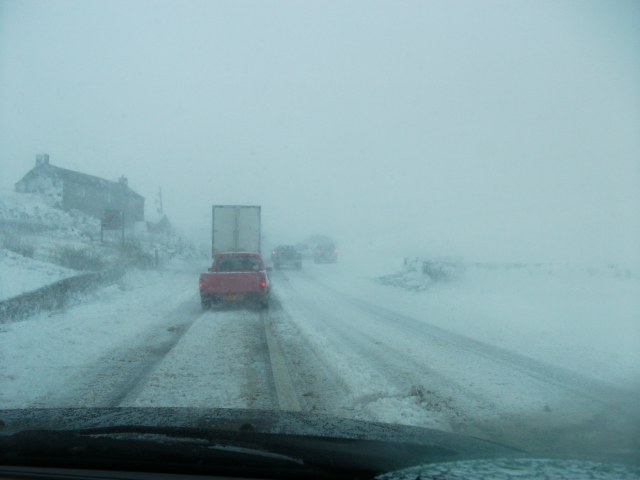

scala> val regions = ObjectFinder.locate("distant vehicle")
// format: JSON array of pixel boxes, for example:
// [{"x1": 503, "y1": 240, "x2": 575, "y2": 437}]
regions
[
  {"x1": 211, "y1": 205, "x2": 261, "y2": 256},
  {"x1": 296, "y1": 242, "x2": 313, "y2": 259},
  {"x1": 314, "y1": 243, "x2": 337, "y2": 263},
  {"x1": 272, "y1": 245, "x2": 302, "y2": 270},
  {"x1": 199, "y1": 252, "x2": 270, "y2": 309}
]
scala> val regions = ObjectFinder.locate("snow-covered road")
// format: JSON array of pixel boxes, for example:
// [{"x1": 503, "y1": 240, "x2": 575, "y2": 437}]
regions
[{"x1": 0, "y1": 257, "x2": 638, "y2": 461}]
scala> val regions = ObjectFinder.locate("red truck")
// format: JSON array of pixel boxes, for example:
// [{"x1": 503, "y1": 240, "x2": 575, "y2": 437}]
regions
[{"x1": 199, "y1": 252, "x2": 271, "y2": 310}]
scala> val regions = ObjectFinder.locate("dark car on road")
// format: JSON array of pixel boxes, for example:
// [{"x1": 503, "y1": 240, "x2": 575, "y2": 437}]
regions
[
  {"x1": 272, "y1": 245, "x2": 302, "y2": 270},
  {"x1": 314, "y1": 243, "x2": 337, "y2": 263}
]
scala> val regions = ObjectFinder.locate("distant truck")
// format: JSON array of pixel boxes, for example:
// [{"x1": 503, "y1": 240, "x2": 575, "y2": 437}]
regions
[
  {"x1": 199, "y1": 252, "x2": 270, "y2": 310},
  {"x1": 211, "y1": 205, "x2": 261, "y2": 256},
  {"x1": 200, "y1": 205, "x2": 269, "y2": 309},
  {"x1": 271, "y1": 245, "x2": 302, "y2": 270}
]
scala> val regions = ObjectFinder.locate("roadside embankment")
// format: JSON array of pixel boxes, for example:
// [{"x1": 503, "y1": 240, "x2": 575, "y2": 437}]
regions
[{"x1": 0, "y1": 268, "x2": 125, "y2": 323}]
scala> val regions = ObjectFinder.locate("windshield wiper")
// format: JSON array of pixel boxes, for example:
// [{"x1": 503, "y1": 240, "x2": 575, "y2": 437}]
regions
[{"x1": 0, "y1": 425, "x2": 462, "y2": 479}]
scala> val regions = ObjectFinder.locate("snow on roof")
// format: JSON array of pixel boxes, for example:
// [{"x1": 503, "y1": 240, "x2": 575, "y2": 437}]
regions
[{"x1": 17, "y1": 163, "x2": 144, "y2": 199}]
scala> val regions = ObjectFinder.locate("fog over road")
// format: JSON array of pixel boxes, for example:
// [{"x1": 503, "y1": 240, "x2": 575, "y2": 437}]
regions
[{"x1": 0, "y1": 259, "x2": 638, "y2": 463}]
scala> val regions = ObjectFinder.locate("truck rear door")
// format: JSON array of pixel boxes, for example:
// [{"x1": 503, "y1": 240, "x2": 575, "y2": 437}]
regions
[{"x1": 212, "y1": 205, "x2": 261, "y2": 254}]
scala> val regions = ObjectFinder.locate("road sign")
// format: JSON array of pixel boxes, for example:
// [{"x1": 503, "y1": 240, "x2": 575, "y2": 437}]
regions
[{"x1": 101, "y1": 210, "x2": 125, "y2": 243}]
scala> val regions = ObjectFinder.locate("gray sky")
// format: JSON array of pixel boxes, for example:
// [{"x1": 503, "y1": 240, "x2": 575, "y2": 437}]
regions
[{"x1": 1, "y1": 0, "x2": 639, "y2": 263}]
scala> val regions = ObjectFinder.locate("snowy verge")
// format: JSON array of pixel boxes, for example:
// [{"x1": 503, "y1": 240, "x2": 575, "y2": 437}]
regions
[
  {"x1": 0, "y1": 266, "x2": 125, "y2": 323},
  {"x1": 0, "y1": 248, "x2": 76, "y2": 301}
]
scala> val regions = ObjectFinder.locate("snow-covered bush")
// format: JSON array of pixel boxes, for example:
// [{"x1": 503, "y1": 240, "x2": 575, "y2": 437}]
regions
[
  {"x1": 1, "y1": 229, "x2": 36, "y2": 258},
  {"x1": 53, "y1": 245, "x2": 106, "y2": 271},
  {"x1": 115, "y1": 242, "x2": 154, "y2": 269}
]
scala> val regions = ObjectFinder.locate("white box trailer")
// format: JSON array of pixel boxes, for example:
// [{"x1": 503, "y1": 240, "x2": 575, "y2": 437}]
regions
[{"x1": 212, "y1": 205, "x2": 261, "y2": 256}]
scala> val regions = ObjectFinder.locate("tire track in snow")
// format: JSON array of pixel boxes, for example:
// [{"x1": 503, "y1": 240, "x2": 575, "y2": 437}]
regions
[
  {"x1": 260, "y1": 309, "x2": 301, "y2": 411},
  {"x1": 115, "y1": 304, "x2": 283, "y2": 411},
  {"x1": 261, "y1": 291, "x2": 349, "y2": 414},
  {"x1": 272, "y1": 269, "x2": 506, "y2": 428},
  {"x1": 296, "y1": 269, "x2": 638, "y2": 416},
  {"x1": 272, "y1": 267, "x2": 640, "y2": 462},
  {"x1": 69, "y1": 297, "x2": 203, "y2": 407},
  {"x1": 84, "y1": 295, "x2": 297, "y2": 410},
  {"x1": 103, "y1": 317, "x2": 198, "y2": 407}
]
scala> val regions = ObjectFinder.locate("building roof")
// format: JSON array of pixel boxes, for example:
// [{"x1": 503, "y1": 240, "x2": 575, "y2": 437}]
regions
[{"x1": 18, "y1": 163, "x2": 144, "y2": 199}]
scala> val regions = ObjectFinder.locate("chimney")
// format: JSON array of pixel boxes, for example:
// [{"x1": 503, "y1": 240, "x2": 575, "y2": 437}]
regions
[
  {"x1": 36, "y1": 154, "x2": 50, "y2": 165},
  {"x1": 118, "y1": 176, "x2": 128, "y2": 187}
]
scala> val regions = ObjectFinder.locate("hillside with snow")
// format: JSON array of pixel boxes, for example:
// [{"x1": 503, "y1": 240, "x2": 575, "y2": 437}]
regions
[{"x1": 0, "y1": 188, "x2": 206, "y2": 305}]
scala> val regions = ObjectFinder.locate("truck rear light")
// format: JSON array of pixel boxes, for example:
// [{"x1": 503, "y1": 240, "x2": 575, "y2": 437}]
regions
[
  {"x1": 261, "y1": 281, "x2": 266, "y2": 288},
  {"x1": 199, "y1": 282, "x2": 203, "y2": 289}
]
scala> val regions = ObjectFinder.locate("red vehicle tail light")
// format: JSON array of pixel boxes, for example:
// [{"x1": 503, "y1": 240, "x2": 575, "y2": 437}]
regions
[{"x1": 261, "y1": 281, "x2": 266, "y2": 288}]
